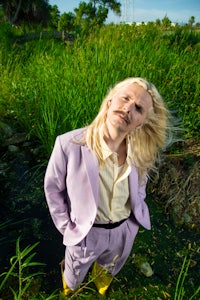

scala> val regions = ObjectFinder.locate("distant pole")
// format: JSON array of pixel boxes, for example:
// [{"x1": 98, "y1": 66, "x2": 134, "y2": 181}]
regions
[{"x1": 121, "y1": 0, "x2": 134, "y2": 24}]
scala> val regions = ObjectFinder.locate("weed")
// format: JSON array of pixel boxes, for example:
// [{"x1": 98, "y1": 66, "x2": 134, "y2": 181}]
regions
[{"x1": 0, "y1": 237, "x2": 45, "y2": 299}]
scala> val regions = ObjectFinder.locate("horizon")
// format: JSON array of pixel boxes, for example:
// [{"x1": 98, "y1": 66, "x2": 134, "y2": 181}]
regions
[{"x1": 49, "y1": 0, "x2": 200, "y2": 24}]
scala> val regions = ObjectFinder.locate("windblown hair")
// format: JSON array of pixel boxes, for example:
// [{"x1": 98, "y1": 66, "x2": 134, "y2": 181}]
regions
[{"x1": 85, "y1": 77, "x2": 173, "y2": 179}]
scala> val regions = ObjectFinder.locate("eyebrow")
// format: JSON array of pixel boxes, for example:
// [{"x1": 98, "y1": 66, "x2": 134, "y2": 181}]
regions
[{"x1": 122, "y1": 91, "x2": 151, "y2": 110}]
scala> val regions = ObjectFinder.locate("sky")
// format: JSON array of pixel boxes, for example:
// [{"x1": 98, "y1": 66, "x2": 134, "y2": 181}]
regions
[{"x1": 49, "y1": 0, "x2": 200, "y2": 24}]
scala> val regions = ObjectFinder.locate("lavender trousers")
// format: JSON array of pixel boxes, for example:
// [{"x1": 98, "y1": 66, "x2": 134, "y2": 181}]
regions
[{"x1": 64, "y1": 216, "x2": 139, "y2": 290}]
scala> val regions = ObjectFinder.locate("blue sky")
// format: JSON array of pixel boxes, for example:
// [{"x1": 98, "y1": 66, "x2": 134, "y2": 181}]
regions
[{"x1": 49, "y1": 0, "x2": 200, "y2": 24}]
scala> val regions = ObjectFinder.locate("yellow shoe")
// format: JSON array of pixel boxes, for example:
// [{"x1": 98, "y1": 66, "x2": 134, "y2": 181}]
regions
[
  {"x1": 60, "y1": 260, "x2": 72, "y2": 296},
  {"x1": 92, "y1": 261, "x2": 113, "y2": 296}
]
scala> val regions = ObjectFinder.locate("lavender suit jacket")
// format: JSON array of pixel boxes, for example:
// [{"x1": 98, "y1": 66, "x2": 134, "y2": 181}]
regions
[{"x1": 44, "y1": 128, "x2": 151, "y2": 247}]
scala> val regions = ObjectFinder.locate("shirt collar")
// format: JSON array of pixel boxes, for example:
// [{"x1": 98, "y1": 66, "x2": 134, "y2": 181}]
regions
[
  {"x1": 126, "y1": 135, "x2": 132, "y2": 165},
  {"x1": 101, "y1": 135, "x2": 132, "y2": 164},
  {"x1": 101, "y1": 138, "x2": 113, "y2": 160}
]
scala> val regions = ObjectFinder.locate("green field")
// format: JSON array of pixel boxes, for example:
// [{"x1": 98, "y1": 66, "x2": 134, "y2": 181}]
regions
[
  {"x1": 0, "y1": 23, "x2": 199, "y2": 299},
  {"x1": 1, "y1": 24, "x2": 200, "y2": 155}
]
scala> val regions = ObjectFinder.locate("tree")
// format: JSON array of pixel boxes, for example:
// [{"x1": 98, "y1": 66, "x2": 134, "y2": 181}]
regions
[
  {"x1": 58, "y1": 12, "x2": 75, "y2": 32},
  {"x1": 162, "y1": 14, "x2": 171, "y2": 29},
  {"x1": 74, "y1": 0, "x2": 121, "y2": 27},
  {"x1": 0, "y1": 0, "x2": 22, "y2": 24},
  {"x1": 155, "y1": 18, "x2": 161, "y2": 26},
  {"x1": 49, "y1": 4, "x2": 60, "y2": 30},
  {"x1": 89, "y1": 0, "x2": 121, "y2": 15},
  {"x1": 188, "y1": 16, "x2": 195, "y2": 27},
  {"x1": 0, "y1": 0, "x2": 51, "y2": 26}
]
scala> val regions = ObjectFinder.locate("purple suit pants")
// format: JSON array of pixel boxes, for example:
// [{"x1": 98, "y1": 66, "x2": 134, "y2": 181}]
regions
[{"x1": 64, "y1": 216, "x2": 139, "y2": 290}]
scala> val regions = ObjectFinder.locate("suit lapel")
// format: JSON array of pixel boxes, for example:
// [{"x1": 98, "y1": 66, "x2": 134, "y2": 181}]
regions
[
  {"x1": 81, "y1": 145, "x2": 99, "y2": 205},
  {"x1": 129, "y1": 164, "x2": 139, "y2": 209}
]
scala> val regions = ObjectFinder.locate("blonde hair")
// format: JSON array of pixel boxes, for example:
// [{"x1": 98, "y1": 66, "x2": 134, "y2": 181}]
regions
[{"x1": 85, "y1": 77, "x2": 172, "y2": 179}]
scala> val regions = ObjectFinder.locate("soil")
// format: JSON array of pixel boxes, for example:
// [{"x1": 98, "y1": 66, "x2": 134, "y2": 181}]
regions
[
  {"x1": 150, "y1": 139, "x2": 200, "y2": 233},
  {"x1": 0, "y1": 135, "x2": 199, "y2": 299}
]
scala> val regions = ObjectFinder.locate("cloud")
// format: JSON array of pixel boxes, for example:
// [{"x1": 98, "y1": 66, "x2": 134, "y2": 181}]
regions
[{"x1": 117, "y1": 7, "x2": 200, "y2": 23}]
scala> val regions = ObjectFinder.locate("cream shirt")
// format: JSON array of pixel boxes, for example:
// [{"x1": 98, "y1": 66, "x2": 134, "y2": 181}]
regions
[{"x1": 95, "y1": 138, "x2": 132, "y2": 223}]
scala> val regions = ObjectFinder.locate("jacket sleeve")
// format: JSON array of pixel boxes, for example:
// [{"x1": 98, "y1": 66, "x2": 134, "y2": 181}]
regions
[
  {"x1": 44, "y1": 136, "x2": 70, "y2": 235},
  {"x1": 137, "y1": 176, "x2": 151, "y2": 230},
  {"x1": 138, "y1": 175, "x2": 148, "y2": 203}
]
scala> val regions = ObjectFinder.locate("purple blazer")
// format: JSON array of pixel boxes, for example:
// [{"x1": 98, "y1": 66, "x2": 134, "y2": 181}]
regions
[{"x1": 44, "y1": 128, "x2": 151, "y2": 246}]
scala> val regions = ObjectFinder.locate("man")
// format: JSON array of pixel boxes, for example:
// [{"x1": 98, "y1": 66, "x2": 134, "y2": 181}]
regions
[{"x1": 44, "y1": 77, "x2": 169, "y2": 296}]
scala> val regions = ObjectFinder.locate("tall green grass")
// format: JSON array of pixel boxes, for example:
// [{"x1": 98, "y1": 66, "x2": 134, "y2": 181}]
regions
[
  {"x1": 1, "y1": 237, "x2": 199, "y2": 299},
  {"x1": 0, "y1": 24, "x2": 199, "y2": 156},
  {"x1": 0, "y1": 237, "x2": 58, "y2": 299},
  {"x1": 174, "y1": 255, "x2": 200, "y2": 300}
]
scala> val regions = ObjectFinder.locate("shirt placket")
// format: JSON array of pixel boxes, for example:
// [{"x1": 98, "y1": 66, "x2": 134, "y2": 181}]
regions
[{"x1": 109, "y1": 153, "x2": 120, "y2": 219}]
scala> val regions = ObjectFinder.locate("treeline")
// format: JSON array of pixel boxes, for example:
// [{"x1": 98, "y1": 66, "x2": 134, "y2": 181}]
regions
[{"x1": 0, "y1": 0, "x2": 199, "y2": 35}]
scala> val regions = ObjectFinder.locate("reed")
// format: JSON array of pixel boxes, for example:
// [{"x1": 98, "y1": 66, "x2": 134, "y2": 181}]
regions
[
  {"x1": 0, "y1": 237, "x2": 44, "y2": 298},
  {"x1": 0, "y1": 25, "x2": 199, "y2": 156},
  {"x1": 0, "y1": 237, "x2": 59, "y2": 299},
  {"x1": 174, "y1": 255, "x2": 200, "y2": 300}
]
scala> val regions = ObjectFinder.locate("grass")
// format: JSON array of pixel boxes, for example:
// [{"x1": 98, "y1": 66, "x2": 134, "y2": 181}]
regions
[
  {"x1": 0, "y1": 23, "x2": 199, "y2": 299},
  {"x1": 0, "y1": 24, "x2": 199, "y2": 156},
  {"x1": 0, "y1": 154, "x2": 199, "y2": 298},
  {"x1": 174, "y1": 255, "x2": 196, "y2": 300},
  {"x1": 0, "y1": 153, "x2": 199, "y2": 298},
  {"x1": 0, "y1": 238, "x2": 45, "y2": 299},
  {"x1": 0, "y1": 200, "x2": 199, "y2": 299}
]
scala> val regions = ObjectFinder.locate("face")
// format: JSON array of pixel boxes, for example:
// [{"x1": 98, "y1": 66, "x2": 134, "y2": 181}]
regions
[{"x1": 106, "y1": 83, "x2": 153, "y2": 134}]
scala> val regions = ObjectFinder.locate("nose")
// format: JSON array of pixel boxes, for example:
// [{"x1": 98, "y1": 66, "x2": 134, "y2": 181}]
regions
[{"x1": 124, "y1": 102, "x2": 133, "y2": 113}]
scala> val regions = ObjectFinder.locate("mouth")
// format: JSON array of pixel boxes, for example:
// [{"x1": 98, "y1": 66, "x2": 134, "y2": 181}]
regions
[{"x1": 115, "y1": 111, "x2": 130, "y2": 124}]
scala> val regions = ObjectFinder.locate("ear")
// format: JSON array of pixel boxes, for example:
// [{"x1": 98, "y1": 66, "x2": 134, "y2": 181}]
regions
[{"x1": 107, "y1": 99, "x2": 112, "y2": 107}]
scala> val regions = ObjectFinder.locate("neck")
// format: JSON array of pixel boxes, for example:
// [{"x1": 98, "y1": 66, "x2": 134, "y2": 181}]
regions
[{"x1": 103, "y1": 123, "x2": 127, "y2": 153}]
